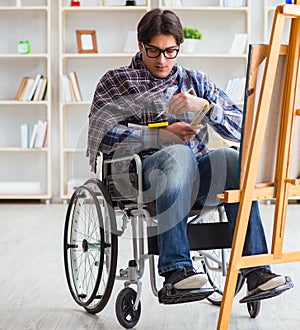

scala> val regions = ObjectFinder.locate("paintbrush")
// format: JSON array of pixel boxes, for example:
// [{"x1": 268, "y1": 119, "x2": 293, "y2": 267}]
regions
[{"x1": 155, "y1": 87, "x2": 194, "y2": 120}]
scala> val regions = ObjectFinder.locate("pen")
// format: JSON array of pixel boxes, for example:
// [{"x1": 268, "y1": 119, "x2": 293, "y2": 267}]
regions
[{"x1": 155, "y1": 87, "x2": 194, "y2": 119}]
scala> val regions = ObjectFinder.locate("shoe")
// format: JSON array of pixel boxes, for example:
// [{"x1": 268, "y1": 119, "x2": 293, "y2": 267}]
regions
[
  {"x1": 163, "y1": 266, "x2": 208, "y2": 290},
  {"x1": 246, "y1": 269, "x2": 288, "y2": 295},
  {"x1": 239, "y1": 268, "x2": 293, "y2": 303}
]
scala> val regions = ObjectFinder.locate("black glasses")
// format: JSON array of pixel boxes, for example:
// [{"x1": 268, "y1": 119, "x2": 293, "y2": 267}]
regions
[{"x1": 142, "y1": 43, "x2": 179, "y2": 59}]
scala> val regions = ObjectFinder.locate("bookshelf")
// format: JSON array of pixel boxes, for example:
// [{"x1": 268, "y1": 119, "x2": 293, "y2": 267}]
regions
[
  {"x1": 0, "y1": 0, "x2": 52, "y2": 201},
  {"x1": 263, "y1": 0, "x2": 291, "y2": 44},
  {"x1": 59, "y1": 0, "x2": 251, "y2": 199},
  {"x1": 58, "y1": 0, "x2": 151, "y2": 199}
]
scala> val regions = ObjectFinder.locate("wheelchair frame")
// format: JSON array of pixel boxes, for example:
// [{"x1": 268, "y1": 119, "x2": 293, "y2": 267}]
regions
[{"x1": 63, "y1": 153, "x2": 260, "y2": 329}]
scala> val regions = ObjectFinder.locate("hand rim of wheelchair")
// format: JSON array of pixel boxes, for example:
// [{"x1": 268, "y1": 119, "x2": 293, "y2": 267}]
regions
[{"x1": 63, "y1": 179, "x2": 118, "y2": 312}]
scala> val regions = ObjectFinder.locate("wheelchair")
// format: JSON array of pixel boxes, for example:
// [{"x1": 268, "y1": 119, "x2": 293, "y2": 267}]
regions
[{"x1": 63, "y1": 151, "x2": 261, "y2": 329}]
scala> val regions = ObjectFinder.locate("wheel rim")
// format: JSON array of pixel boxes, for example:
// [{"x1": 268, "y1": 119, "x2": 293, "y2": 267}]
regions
[
  {"x1": 84, "y1": 178, "x2": 118, "y2": 314},
  {"x1": 64, "y1": 185, "x2": 104, "y2": 307}
]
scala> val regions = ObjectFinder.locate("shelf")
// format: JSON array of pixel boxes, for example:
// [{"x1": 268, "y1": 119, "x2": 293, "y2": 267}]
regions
[
  {"x1": 62, "y1": 52, "x2": 248, "y2": 58},
  {"x1": 62, "y1": 6, "x2": 149, "y2": 12},
  {"x1": 0, "y1": 147, "x2": 48, "y2": 152},
  {"x1": 63, "y1": 148, "x2": 86, "y2": 153},
  {"x1": 62, "y1": 53, "x2": 135, "y2": 58},
  {"x1": 158, "y1": 6, "x2": 248, "y2": 11},
  {"x1": 0, "y1": 54, "x2": 49, "y2": 58},
  {"x1": 0, "y1": 6, "x2": 48, "y2": 11},
  {"x1": 0, "y1": 100, "x2": 49, "y2": 105}
]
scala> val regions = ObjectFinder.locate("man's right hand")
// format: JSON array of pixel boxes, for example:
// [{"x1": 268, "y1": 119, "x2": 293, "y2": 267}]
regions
[{"x1": 159, "y1": 122, "x2": 202, "y2": 144}]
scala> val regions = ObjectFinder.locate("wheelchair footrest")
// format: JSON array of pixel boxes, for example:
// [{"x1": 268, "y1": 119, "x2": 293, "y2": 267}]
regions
[
  {"x1": 158, "y1": 284, "x2": 214, "y2": 305},
  {"x1": 239, "y1": 276, "x2": 294, "y2": 303}
]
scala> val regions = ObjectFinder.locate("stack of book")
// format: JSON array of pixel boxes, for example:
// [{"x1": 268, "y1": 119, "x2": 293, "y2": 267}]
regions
[
  {"x1": 20, "y1": 120, "x2": 48, "y2": 149},
  {"x1": 15, "y1": 74, "x2": 47, "y2": 101},
  {"x1": 224, "y1": 77, "x2": 246, "y2": 103},
  {"x1": 228, "y1": 33, "x2": 248, "y2": 55},
  {"x1": 61, "y1": 71, "x2": 83, "y2": 102}
]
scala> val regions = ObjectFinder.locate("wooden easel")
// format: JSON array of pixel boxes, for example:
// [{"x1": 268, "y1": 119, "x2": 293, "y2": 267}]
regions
[{"x1": 217, "y1": 3, "x2": 300, "y2": 329}]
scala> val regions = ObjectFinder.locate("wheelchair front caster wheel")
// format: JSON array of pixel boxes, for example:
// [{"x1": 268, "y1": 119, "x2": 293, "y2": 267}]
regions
[
  {"x1": 115, "y1": 287, "x2": 141, "y2": 329},
  {"x1": 247, "y1": 300, "x2": 261, "y2": 318}
]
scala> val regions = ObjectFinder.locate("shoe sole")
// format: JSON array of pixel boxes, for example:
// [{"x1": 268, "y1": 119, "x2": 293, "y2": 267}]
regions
[{"x1": 174, "y1": 274, "x2": 208, "y2": 290}]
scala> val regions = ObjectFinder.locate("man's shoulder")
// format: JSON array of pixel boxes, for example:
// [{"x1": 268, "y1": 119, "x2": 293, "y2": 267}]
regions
[
  {"x1": 103, "y1": 66, "x2": 141, "y2": 79},
  {"x1": 179, "y1": 65, "x2": 205, "y2": 78}
]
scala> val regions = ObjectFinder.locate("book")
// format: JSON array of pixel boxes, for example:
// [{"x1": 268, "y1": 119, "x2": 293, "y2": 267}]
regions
[
  {"x1": 224, "y1": 77, "x2": 246, "y2": 102},
  {"x1": 29, "y1": 122, "x2": 38, "y2": 148},
  {"x1": 164, "y1": 0, "x2": 181, "y2": 6},
  {"x1": 34, "y1": 120, "x2": 48, "y2": 148},
  {"x1": 33, "y1": 77, "x2": 44, "y2": 101},
  {"x1": 68, "y1": 77, "x2": 76, "y2": 101},
  {"x1": 20, "y1": 78, "x2": 35, "y2": 101},
  {"x1": 27, "y1": 74, "x2": 42, "y2": 101},
  {"x1": 37, "y1": 77, "x2": 48, "y2": 101},
  {"x1": 69, "y1": 71, "x2": 82, "y2": 101},
  {"x1": 228, "y1": 33, "x2": 248, "y2": 55},
  {"x1": 20, "y1": 123, "x2": 29, "y2": 148},
  {"x1": 62, "y1": 75, "x2": 72, "y2": 102},
  {"x1": 15, "y1": 77, "x2": 29, "y2": 101}
]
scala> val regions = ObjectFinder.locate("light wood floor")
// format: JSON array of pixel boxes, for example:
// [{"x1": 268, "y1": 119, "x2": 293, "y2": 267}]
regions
[{"x1": 0, "y1": 202, "x2": 300, "y2": 330}]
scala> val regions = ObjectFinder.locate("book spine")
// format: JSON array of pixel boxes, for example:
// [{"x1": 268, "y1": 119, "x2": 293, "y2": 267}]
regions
[
  {"x1": 27, "y1": 74, "x2": 42, "y2": 101},
  {"x1": 69, "y1": 71, "x2": 83, "y2": 102},
  {"x1": 15, "y1": 77, "x2": 29, "y2": 101}
]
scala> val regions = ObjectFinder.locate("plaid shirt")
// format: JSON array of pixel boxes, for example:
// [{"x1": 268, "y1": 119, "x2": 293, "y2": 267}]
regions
[{"x1": 87, "y1": 52, "x2": 242, "y2": 173}]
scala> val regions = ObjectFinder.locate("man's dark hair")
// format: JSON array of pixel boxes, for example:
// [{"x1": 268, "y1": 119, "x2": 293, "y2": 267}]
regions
[{"x1": 137, "y1": 8, "x2": 184, "y2": 45}]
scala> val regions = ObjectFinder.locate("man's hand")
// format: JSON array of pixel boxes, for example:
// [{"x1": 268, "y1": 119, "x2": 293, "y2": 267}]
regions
[
  {"x1": 159, "y1": 122, "x2": 202, "y2": 144},
  {"x1": 167, "y1": 91, "x2": 209, "y2": 115}
]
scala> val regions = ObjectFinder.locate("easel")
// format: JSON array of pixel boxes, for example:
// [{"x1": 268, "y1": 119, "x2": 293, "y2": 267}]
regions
[{"x1": 217, "y1": 2, "x2": 300, "y2": 329}]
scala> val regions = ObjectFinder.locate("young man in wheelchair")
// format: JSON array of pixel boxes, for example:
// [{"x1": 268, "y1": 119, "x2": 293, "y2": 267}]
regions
[{"x1": 87, "y1": 8, "x2": 293, "y2": 303}]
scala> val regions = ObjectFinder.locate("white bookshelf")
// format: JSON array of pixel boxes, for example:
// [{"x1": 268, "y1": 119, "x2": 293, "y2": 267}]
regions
[
  {"x1": 0, "y1": 0, "x2": 52, "y2": 201},
  {"x1": 263, "y1": 0, "x2": 291, "y2": 44},
  {"x1": 58, "y1": 0, "x2": 151, "y2": 199}
]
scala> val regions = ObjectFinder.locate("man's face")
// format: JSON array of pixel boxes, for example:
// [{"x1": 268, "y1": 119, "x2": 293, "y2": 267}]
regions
[{"x1": 139, "y1": 34, "x2": 179, "y2": 79}]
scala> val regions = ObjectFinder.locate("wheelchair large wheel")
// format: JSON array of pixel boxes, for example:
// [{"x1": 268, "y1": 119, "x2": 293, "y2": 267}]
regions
[
  {"x1": 199, "y1": 251, "x2": 244, "y2": 306},
  {"x1": 63, "y1": 178, "x2": 118, "y2": 314}
]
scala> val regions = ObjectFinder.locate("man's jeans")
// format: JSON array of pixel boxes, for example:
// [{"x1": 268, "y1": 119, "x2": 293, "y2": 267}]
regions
[{"x1": 142, "y1": 144, "x2": 270, "y2": 276}]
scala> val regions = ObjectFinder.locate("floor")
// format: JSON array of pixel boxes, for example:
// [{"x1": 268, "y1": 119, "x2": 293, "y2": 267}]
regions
[{"x1": 0, "y1": 202, "x2": 300, "y2": 330}]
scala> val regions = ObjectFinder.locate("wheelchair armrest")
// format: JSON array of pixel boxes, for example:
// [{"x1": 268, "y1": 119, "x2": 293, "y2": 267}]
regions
[{"x1": 103, "y1": 153, "x2": 144, "y2": 203}]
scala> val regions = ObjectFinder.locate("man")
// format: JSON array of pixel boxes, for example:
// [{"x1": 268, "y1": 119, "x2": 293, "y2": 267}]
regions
[{"x1": 87, "y1": 8, "x2": 292, "y2": 301}]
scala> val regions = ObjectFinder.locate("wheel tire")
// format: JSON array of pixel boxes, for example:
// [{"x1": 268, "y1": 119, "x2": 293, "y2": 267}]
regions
[
  {"x1": 247, "y1": 300, "x2": 261, "y2": 318},
  {"x1": 84, "y1": 178, "x2": 118, "y2": 315},
  {"x1": 63, "y1": 185, "x2": 103, "y2": 307},
  {"x1": 115, "y1": 287, "x2": 141, "y2": 329},
  {"x1": 63, "y1": 178, "x2": 118, "y2": 314}
]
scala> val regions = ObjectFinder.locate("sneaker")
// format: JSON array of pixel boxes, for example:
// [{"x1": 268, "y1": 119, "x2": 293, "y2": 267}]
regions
[
  {"x1": 246, "y1": 269, "x2": 288, "y2": 295},
  {"x1": 163, "y1": 266, "x2": 208, "y2": 290}
]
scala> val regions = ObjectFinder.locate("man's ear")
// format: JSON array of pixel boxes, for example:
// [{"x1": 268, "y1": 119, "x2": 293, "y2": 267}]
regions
[{"x1": 138, "y1": 41, "x2": 143, "y2": 52}]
